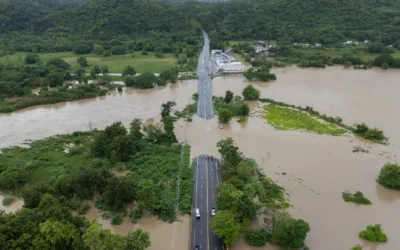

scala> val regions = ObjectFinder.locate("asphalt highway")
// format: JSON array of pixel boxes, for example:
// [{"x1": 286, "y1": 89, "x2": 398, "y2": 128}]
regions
[
  {"x1": 192, "y1": 155, "x2": 223, "y2": 250},
  {"x1": 197, "y1": 30, "x2": 214, "y2": 120}
]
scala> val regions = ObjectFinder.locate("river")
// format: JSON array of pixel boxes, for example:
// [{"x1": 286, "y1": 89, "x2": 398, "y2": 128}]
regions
[{"x1": 1, "y1": 66, "x2": 400, "y2": 250}]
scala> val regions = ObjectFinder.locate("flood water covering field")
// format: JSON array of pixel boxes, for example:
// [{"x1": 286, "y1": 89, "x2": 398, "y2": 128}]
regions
[{"x1": 1, "y1": 67, "x2": 400, "y2": 250}]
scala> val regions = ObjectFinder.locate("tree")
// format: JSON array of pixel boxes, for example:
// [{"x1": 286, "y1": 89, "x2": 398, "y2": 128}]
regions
[
  {"x1": 162, "y1": 116, "x2": 177, "y2": 143},
  {"x1": 367, "y1": 42, "x2": 386, "y2": 53},
  {"x1": 219, "y1": 108, "x2": 233, "y2": 123},
  {"x1": 271, "y1": 212, "x2": 310, "y2": 248},
  {"x1": 0, "y1": 166, "x2": 27, "y2": 189},
  {"x1": 130, "y1": 119, "x2": 143, "y2": 140},
  {"x1": 242, "y1": 85, "x2": 260, "y2": 100},
  {"x1": 373, "y1": 54, "x2": 394, "y2": 67},
  {"x1": 93, "y1": 44, "x2": 105, "y2": 55},
  {"x1": 378, "y1": 163, "x2": 400, "y2": 189},
  {"x1": 46, "y1": 58, "x2": 70, "y2": 70},
  {"x1": 34, "y1": 220, "x2": 81, "y2": 249},
  {"x1": 224, "y1": 90, "x2": 234, "y2": 103},
  {"x1": 178, "y1": 54, "x2": 188, "y2": 64},
  {"x1": 216, "y1": 182, "x2": 244, "y2": 212},
  {"x1": 73, "y1": 44, "x2": 91, "y2": 55},
  {"x1": 111, "y1": 45, "x2": 127, "y2": 55},
  {"x1": 91, "y1": 65, "x2": 101, "y2": 78},
  {"x1": 101, "y1": 65, "x2": 109, "y2": 75},
  {"x1": 217, "y1": 138, "x2": 243, "y2": 168},
  {"x1": 77, "y1": 56, "x2": 88, "y2": 67},
  {"x1": 100, "y1": 176, "x2": 135, "y2": 212},
  {"x1": 122, "y1": 65, "x2": 136, "y2": 77},
  {"x1": 137, "y1": 179, "x2": 157, "y2": 210},
  {"x1": 240, "y1": 103, "x2": 250, "y2": 116},
  {"x1": 38, "y1": 194, "x2": 71, "y2": 221},
  {"x1": 212, "y1": 210, "x2": 241, "y2": 245},
  {"x1": 25, "y1": 54, "x2": 40, "y2": 64},
  {"x1": 161, "y1": 101, "x2": 176, "y2": 117},
  {"x1": 244, "y1": 228, "x2": 270, "y2": 247},
  {"x1": 359, "y1": 224, "x2": 387, "y2": 242},
  {"x1": 155, "y1": 47, "x2": 163, "y2": 58},
  {"x1": 83, "y1": 221, "x2": 125, "y2": 250},
  {"x1": 125, "y1": 229, "x2": 151, "y2": 250},
  {"x1": 22, "y1": 183, "x2": 56, "y2": 208}
]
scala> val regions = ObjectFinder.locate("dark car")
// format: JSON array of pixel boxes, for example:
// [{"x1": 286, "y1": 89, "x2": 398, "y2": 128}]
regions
[{"x1": 195, "y1": 245, "x2": 200, "y2": 250}]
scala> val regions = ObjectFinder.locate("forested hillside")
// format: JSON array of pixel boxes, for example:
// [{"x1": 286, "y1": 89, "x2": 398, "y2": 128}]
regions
[
  {"x1": 180, "y1": 0, "x2": 400, "y2": 45},
  {"x1": 0, "y1": 0, "x2": 399, "y2": 53}
]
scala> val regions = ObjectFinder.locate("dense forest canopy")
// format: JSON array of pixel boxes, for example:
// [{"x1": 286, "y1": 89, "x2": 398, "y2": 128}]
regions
[{"x1": 0, "y1": 0, "x2": 399, "y2": 52}]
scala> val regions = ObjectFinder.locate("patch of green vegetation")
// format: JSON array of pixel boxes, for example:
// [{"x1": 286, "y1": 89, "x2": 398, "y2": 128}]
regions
[
  {"x1": 263, "y1": 105, "x2": 346, "y2": 136},
  {"x1": 0, "y1": 84, "x2": 107, "y2": 113},
  {"x1": 359, "y1": 224, "x2": 387, "y2": 242},
  {"x1": 111, "y1": 214, "x2": 123, "y2": 225},
  {"x1": 237, "y1": 117, "x2": 248, "y2": 124},
  {"x1": 176, "y1": 93, "x2": 198, "y2": 121},
  {"x1": 354, "y1": 123, "x2": 387, "y2": 143},
  {"x1": 378, "y1": 163, "x2": 400, "y2": 190},
  {"x1": 2, "y1": 197, "x2": 14, "y2": 206},
  {"x1": 351, "y1": 245, "x2": 362, "y2": 250},
  {"x1": 260, "y1": 98, "x2": 387, "y2": 143},
  {"x1": 77, "y1": 203, "x2": 91, "y2": 215},
  {"x1": 213, "y1": 96, "x2": 250, "y2": 117},
  {"x1": 0, "y1": 115, "x2": 190, "y2": 224},
  {"x1": 126, "y1": 144, "x2": 191, "y2": 222},
  {"x1": 0, "y1": 52, "x2": 177, "y2": 73},
  {"x1": 342, "y1": 191, "x2": 372, "y2": 205},
  {"x1": 213, "y1": 138, "x2": 305, "y2": 247}
]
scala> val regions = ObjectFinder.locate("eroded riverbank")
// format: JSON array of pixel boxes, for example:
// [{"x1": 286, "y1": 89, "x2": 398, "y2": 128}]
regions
[{"x1": 1, "y1": 66, "x2": 400, "y2": 249}]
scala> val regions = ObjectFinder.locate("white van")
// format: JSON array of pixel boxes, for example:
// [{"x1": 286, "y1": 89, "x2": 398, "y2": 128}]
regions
[{"x1": 195, "y1": 208, "x2": 200, "y2": 219}]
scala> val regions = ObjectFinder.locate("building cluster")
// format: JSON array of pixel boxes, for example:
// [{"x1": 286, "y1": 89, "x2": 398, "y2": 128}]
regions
[{"x1": 211, "y1": 50, "x2": 245, "y2": 73}]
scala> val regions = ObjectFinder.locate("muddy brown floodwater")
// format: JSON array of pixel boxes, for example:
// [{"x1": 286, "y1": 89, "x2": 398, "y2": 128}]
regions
[{"x1": 1, "y1": 66, "x2": 400, "y2": 250}]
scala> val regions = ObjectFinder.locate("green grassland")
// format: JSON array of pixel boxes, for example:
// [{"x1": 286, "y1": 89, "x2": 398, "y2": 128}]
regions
[
  {"x1": 263, "y1": 105, "x2": 346, "y2": 136},
  {"x1": 0, "y1": 52, "x2": 177, "y2": 73},
  {"x1": 291, "y1": 46, "x2": 400, "y2": 62}
]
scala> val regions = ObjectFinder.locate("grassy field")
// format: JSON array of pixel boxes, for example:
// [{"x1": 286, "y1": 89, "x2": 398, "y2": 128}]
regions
[
  {"x1": 292, "y1": 47, "x2": 400, "y2": 61},
  {"x1": 263, "y1": 105, "x2": 346, "y2": 136},
  {"x1": 0, "y1": 52, "x2": 177, "y2": 73}
]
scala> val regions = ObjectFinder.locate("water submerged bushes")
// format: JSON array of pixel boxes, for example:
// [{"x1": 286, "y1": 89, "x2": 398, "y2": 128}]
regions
[
  {"x1": 263, "y1": 105, "x2": 346, "y2": 136},
  {"x1": 359, "y1": 224, "x2": 387, "y2": 242},
  {"x1": 342, "y1": 191, "x2": 372, "y2": 205},
  {"x1": 378, "y1": 163, "x2": 400, "y2": 190},
  {"x1": 0, "y1": 84, "x2": 107, "y2": 113},
  {"x1": 260, "y1": 98, "x2": 388, "y2": 143},
  {"x1": 0, "y1": 116, "x2": 191, "y2": 223},
  {"x1": 213, "y1": 138, "x2": 309, "y2": 248}
]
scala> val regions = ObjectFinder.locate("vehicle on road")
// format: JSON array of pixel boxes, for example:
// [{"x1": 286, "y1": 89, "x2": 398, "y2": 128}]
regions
[
  {"x1": 196, "y1": 208, "x2": 200, "y2": 219},
  {"x1": 211, "y1": 207, "x2": 216, "y2": 216},
  {"x1": 195, "y1": 245, "x2": 199, "y2": 250}
]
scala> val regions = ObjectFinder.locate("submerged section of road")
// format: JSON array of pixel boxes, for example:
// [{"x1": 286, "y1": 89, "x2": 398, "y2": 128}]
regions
[{"x1": 197, "y1": 30, "x2": 214, "y2": 120}]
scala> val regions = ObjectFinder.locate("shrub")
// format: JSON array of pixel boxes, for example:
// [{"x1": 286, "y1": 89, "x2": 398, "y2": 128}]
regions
[
  {"x1": 73, "y1": 44, "x2": 91, "y2": 55},
  {"x1": 354, "y1": 123, "x2": 385, "y2": 142},
  {"x1": 342, "y1": 191, "x2": 372, "y2": 205},
  {"x1": 359, "y1": 224, "x2": 387, "y2": 242},
  {"x1": 111, "y1": 214, "x2": 123, "y2": 225},
  {"x1": 111, "y1": 45, "x2": 127, "y2": 55},
  {"x1": 25, "y1": 54, "x2": 40, "y2": 64},
  {"x1": 244, "y1": 228, "x2": 270, "y2": 246},
  {"x1": 78, "y1": 203, "x2": 90, "y2": 215},
  {"x1": 351, "y1": 245, "x2": 362, "y2": 250},
  {"x1": 382, "y1": 63, "x2": 389, "y2": 69},
  {"x1": 378, "y1": 163, "x2": 400, "y2": 189},
  {"x1": 219, "y1": 108, "x2": 233, "y2": 123},
  {"x1": 46, "y1": 58, "x2": 70, "y2": 70},
  {"x1": 2, "y1": 196, "x2": 14, "y2": 206},
  {"x1": 271, "y1": 212, "x2": 310, "y2": 248},
  {"x1": 242, "y1": 85, "x2": 260, "y2": 100}
]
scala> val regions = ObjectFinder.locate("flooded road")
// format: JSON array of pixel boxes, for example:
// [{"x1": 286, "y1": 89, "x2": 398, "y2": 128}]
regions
[{"x1": 1, "y1": 67, "x2": 400, "y2": 249}]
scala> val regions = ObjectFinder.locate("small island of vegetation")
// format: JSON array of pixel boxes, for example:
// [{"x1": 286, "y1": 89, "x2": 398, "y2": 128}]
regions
[
  {"x1": 342, "y1": 191, "x2": 372, "y2": 205},
  {"x1": 359, "y1": 224, "x2": 387, "y2": 242},
  {"x1": 378, "y1": 163, "x2": 400, "y2": 190}
]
